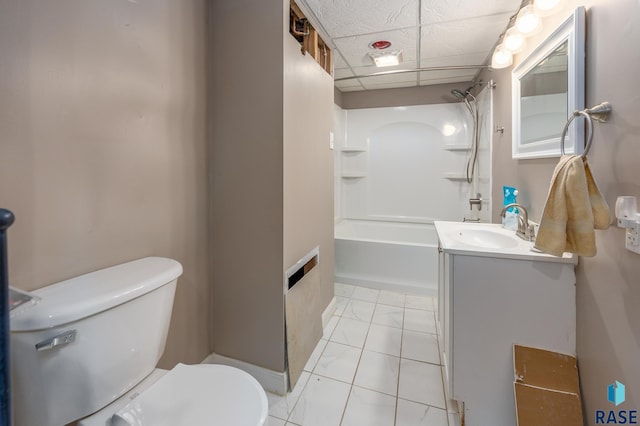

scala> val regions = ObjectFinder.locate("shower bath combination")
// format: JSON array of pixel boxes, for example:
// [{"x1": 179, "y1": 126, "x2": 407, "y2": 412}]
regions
[{"x1": 452, "y1": 84, "x2": 483, "y2": 216}]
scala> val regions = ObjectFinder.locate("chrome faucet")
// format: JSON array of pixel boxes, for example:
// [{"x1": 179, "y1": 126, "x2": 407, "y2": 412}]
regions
[{"x1": 500, "y1": 203, "x2": 536, "y2": 242}]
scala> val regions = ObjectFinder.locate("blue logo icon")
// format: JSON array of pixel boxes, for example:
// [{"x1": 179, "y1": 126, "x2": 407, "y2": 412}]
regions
[{"x1": 608, "y1": 381, "x2": 626, "y2": 406}]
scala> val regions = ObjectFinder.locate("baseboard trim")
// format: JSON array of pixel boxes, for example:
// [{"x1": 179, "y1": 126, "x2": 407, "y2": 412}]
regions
[
  {"x1": 334, "y1": 274, "x2": 436, "y2": 296},
  {"x1": 322, "y1": 296, "x2": 337, "y2": 329},
  {"x1": 201, "y1": 352, "x2": 288, "y2": 395}
]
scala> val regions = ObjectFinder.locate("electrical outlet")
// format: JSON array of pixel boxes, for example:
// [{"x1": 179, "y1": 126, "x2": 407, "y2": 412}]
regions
[{"x1": 625, "y1": 228, "x2": 640, "y2": 254}]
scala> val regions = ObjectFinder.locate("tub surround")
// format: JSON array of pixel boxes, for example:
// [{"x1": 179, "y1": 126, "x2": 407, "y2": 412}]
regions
[{"x1": 335, "y1": 219, "x2": 438, "y2": 295}]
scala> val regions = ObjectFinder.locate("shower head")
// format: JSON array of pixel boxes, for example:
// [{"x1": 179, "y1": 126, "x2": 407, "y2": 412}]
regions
[
  {"x1": 452, "y1": 81, "x2": 483, "y2": 99},
  {"x1": 451, "y1": 89, "x2": 467, "y2": 99}
]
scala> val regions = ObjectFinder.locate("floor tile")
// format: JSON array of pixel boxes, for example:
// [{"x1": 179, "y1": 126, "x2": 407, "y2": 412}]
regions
[
  {"x1": 398, "y1": 358, "x2": 446, "y2": 409},
  {"x1": 364, "y1": 323, "x2": 402, "y2": 357},
  {"x1": 267, "y1": 371, "x2": 311, "y2": 420},
  {"x1": 371, "y1": 303, "x2": 404, "y2": 329},
  {"x1": 288, "y1": 374, "x2": 351, "y2": 426},
  {"x1": 351, "y1": 286, "x2": 379, "y2": 302},
  {"x1": 335, "y1": 283, "x2": 355, "y2": 298},
  {"x1": 403, "y1": 308, "x2": 437, "y2": 334},
  {"x1": 341, "y1": 386, "x2": 396, "y2": 426},
  {"x1": 323, "y1": 315, "x2": 340, "y2": 339},
  {"x1": 377, "y1": 290, "x2": 405, "y2": 307},
  {"x1": 354, "y1": 350, "x2": 400, "y2": 396},
  {"x1": 279, "y1": 285, "x2": 450, "y2": 426},
  {"x1": 334, "y1": 296, "x2": 349, "y2": 316},
  {"x1": 396, "y1": 398, "x2": 449, "y2": 426},
  {"x1": 401, "y1": 329, "x2": 440, "y2": 365},
  {"x1": 268, "y1": 416, "x2": 287, "y2": 426},
  {"x1": 313, "y1": 341, "x2": 362, "y2": 383},
  {"x1": 303, "y1": 339, "x2": 328, "y2": 372},
  {"x1": 329, "y1": 317, "x2": 370, "y2": 348},
  {"x1": 342, "y1": 299, "x2": 376, "y2": 322},
  {"x1": 405, "y1": 294, "x2": 434, "y2": 311}
]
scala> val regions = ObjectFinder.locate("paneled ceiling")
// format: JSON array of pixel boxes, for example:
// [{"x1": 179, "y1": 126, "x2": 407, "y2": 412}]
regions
[{"x1": 295, "y1": 0, "x2": 523, "y2": 91}]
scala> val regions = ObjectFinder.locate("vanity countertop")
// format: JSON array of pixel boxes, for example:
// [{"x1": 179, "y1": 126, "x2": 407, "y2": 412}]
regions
[{"x1": 434, "y1": 221, "x2": 577, "y2": 264}]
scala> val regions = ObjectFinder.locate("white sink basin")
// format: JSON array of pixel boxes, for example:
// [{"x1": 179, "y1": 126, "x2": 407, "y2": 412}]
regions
[
  {"x1": 434, "y1": 221, "x2": 576, "y2": 263},
  {"x1": 450, "y1": 228, "x2": 519, "y2": 249}
]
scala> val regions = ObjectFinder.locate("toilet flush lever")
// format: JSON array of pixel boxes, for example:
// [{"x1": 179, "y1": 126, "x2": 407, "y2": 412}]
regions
[{"x1": 35, "y1": 329, "x2": 76, "y2": 351}]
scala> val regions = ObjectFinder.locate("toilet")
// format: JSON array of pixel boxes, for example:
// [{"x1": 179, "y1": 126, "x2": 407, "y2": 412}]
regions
[{"x1": 9, "y1": 257, "x2": 268, "y2": 426}]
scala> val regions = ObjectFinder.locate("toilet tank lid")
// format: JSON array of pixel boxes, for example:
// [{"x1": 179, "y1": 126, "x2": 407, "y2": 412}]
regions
[{"x1": 10, "y1": 257, "x2": 183, "y2": 332}]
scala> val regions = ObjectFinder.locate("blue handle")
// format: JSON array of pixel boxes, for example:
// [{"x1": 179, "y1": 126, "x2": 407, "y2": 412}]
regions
[{"x1": 0, "y1": 209, "x2": 15, "y2": 426}]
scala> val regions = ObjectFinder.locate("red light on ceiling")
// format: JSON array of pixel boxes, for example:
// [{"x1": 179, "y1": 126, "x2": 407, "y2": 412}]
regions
[{"x1": 369, "y1": 40, "x2": 392, "y2": 50}]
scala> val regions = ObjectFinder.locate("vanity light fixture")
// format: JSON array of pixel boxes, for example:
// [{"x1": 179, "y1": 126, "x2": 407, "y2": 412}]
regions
[
  {"x1": 491, "y1": 43, "x2": 513, "y2": 69},
  {"x1": 489, "y1": 0, "x2": 565, "y2": 70},
  {"x1": 534, "y1": 0, "x2": 563, "y2": 16},
  {"x1": 369, "y1": 50, "x2": 403, "y2": 67},
  {"x1": 504, "y1": 27, "x2": 525, "y2": 53},
  {"x1": 515, "y1": 4, "x2": 541, "y2": 35}
]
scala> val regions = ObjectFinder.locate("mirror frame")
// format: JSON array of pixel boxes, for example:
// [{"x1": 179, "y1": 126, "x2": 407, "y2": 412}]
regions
[{"x1": 512, "y1": 6, "x2": 585, "y2": 159}]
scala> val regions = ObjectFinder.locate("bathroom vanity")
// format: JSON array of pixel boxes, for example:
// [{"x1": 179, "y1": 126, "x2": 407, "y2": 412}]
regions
[{"x1": 434, "y1": 221, "x2": 577, "y2": 426}]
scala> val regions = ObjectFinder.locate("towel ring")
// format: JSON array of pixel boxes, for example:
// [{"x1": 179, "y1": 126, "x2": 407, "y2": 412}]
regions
[
  {"x1": 560, "y1": 102, "x2": 612, "y2": 158},
  {"x1": 560, "y1": 111, "x2": 593, "y2": 157}
]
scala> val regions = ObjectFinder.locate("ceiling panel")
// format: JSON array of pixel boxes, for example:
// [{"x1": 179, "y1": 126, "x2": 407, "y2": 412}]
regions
[
  {"x1": 420, "y1": 52, "x2": 490, "y2": 68},
  {"x1": 302, "y1": 0, "x2": 419, "y2": 38},
  {"x1": 296, "y1": 0, "x2": 522, "y2": 92},
  {"x1": 333, "y1": 28, "x2": 417, "y2": 68},
  {"x1": 421, "y1": 0, "x2": 521, "y2": 25},
  {"x1": 419, "y1": 69, "x2": 478, "y2": 83},
  {"x1": 420, "y1": 13, "x2": 514, "y2": 60},
  {"x1": 351, "y1": 61, "x2": 419, "y2": 78},
  {"x1": 362, "y1": 80, "x2": 418, "y2": 90}
]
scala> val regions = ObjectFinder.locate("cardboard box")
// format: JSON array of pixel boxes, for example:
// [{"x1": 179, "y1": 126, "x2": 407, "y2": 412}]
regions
[{"x1": 513, "y1": 345, "x2": 584, "y2": 426}]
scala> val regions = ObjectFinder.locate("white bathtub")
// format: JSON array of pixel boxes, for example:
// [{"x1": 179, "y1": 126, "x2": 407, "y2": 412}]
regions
[{"x1": 334, "y1": 219, "x2": 438, "y2": 295}]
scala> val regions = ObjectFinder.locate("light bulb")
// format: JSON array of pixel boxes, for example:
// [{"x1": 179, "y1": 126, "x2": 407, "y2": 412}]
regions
[
  {"x1": 534, "y1": 0, "x2": 562, "y2": 16},
  {"x1": 504, "y1": 27, "x2": 525, "y2": 53},
  {"x1": 516, "y1": 5, "x2": 541, "y2": 35},
  {"x1": 491, "y1": 44, "x2": 513, "y2": 69},
  {"x1": 369, "y1": 51, "x2": 402, "y2": 67}
]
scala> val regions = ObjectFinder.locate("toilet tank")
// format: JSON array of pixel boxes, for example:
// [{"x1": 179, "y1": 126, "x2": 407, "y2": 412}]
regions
[{"x1": 10, "y1": 257, "x2": 183, "y2": 426}]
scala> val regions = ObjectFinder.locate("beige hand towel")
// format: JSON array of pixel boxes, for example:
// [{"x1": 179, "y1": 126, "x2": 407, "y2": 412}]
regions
[{"x1": 534, "y1": 155, "x2": 610, "y2": 257}]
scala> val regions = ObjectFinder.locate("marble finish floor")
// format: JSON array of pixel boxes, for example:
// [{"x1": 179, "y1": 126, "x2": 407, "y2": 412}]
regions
[{"x1": 266, "y1": 283, "x2": 460, "y2": 426}]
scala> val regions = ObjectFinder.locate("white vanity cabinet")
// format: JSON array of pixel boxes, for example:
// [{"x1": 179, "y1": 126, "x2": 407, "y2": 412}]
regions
[{"x1": 435, "y1": 221, "x2": 577, "y2": 426}]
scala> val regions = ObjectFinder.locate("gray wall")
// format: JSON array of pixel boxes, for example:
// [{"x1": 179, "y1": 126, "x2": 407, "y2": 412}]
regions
[
  {"x1": 0, "y1": 0, "x2": 210, "y2": 367},
  {"x1": 283, "y1": 36, "x2": 335, "y2": 331},
  {"x1": 478, "y1": 0, "x2": 640, "y2": 419},
  {"x1": 338, "y1": 82, "x2": 467, "y2": 109},
  {"x1": 210, "y1": 0, "x2": 334, "y2": 374},
  {"x1": 209, "y1": 0, "x2": 286, "y2": 372}
]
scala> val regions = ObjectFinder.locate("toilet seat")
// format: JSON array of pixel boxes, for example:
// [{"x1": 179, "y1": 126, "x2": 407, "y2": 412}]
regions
[
  {"x1": 81, "y1": 364, "x2": 268, "y2": 426},
  {"x1": 112, "y1": 364, "x2": 268, "y2": 426}
]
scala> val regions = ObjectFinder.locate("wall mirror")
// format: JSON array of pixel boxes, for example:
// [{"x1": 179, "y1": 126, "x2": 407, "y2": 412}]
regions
[{"x1": 512, "y1": 6, "x2": 585, "y2": 159}]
